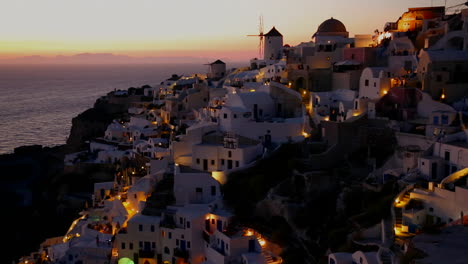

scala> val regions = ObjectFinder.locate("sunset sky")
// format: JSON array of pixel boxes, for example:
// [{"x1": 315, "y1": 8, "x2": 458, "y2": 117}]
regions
[{"x1": 0, "y1": 0, "x2": 463, "y2": 61}]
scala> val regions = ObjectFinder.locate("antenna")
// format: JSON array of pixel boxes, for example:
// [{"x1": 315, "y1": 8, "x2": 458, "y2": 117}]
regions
[{"x1": 247, "y1": 15, "x2": 265, "y2": 58}]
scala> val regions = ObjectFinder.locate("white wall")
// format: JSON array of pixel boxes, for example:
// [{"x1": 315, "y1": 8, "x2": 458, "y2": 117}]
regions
[
  {"x1": 410, "y1": 186, "x2": 468, "y2": 224},
  {"x1": 358, "y1": 68, "x2": 390, "y2": 99},
  {"x1": 191, "y1": 144, "x2": 262, "y2": 172},
  {"x1": 264, "y1": 36, "x2": 283, "y2": 61},
  {"x1": 173, "y1": 168, "x2": 221, "y2": 205}
]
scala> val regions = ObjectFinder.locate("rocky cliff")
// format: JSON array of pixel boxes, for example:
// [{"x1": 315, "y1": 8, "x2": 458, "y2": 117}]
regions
[{"x1": 66, "y1": 97, "x2": 128, "y2": 152}]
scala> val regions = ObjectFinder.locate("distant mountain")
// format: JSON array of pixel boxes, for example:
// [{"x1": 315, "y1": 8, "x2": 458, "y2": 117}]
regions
[{"x1": 0, "y1": 53, "x2": 225, "y2": 64}]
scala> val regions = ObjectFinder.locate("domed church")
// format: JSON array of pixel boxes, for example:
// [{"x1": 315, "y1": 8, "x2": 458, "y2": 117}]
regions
[
  {"x1": 313, "y1": 17, "x2": 349, "y2": 39},
  {"x1": 312, "y1": 17, "x2": 351, "y2": 45}
]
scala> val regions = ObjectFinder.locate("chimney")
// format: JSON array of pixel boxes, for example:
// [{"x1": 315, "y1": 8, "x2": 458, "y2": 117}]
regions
[{"x1": 428, "y1": 181, "x2": 434, "y2": 191}]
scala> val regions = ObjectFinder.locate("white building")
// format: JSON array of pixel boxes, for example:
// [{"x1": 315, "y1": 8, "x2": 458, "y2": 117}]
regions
[
  {"x1": 394, "y1": 168, "x2": 468, "y2": 234},
  {"x1": 207, "y1": 59, "x2": 227, "y2": 80},
  {"x1": 358, "y1": 67, "x2": 391, "y2": 100},
  {"x1": 173, "y1": 165, "x2": 222, "y2": 206},
  {"x1": 115, "y1": 213, "x2": 161, "y2": 264},
  {"x1": 263, "y1": 27, "x2": 284, "y2": 62}
]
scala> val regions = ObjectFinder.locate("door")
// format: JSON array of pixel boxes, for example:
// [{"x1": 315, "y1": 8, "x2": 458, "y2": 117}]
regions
[
  {"x1": 431, "y1": 162, "x2": 437, "y2": 179},
  {"x1": 277, "y1": 103, "x2": 282, "y2": 116},
  {"x1": 227, "y1": 160, "x2": 233, "y2": 170},
  {"x1": 220, "y1": 240, "x2": 225, "y2": 254},
  {"x1": 248, "y1": 239, "x2": 255, "y2": 252},
  {"x1": 205, "y1": 219, "x2": 211, "y2": 232},
  {"x1": 253, "y1": 104, "x2": 258, "y2": 120},
  {"x1": 180, "y1": 240, "x2": 186, "y2": 250},
  {"x1": 144, "y1": 241, "x2": 151, "y2": 251},
  {"x1": 217, "y1": 219, "x2": 223, "y2": 232},
  {"x1": 203, "y1": 159, "x2": 208, "y2": 171}
]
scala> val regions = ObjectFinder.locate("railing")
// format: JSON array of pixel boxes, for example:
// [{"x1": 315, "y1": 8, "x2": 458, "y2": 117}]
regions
[
  {"x1": 173, "y1": 248, "x2": 189, "y2": 259},
  {"x1": 202, "y1": 230, "x2": 211, "y2": 243},
  {"x1": 139, "y1": 249, "x2": 155, "y2": 258}
]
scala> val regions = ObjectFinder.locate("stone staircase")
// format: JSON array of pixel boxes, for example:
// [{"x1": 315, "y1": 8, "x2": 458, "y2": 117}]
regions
[
  {"x1": 394, "y1": 207, "x2": 403, "y2": 229},
  {"x1": 394, "y1": 191, "x2": 410, "y2": 229},
  {"x1": 379, "y1": 249, "x2": 393, "y2": 264},
  {"x1": 262, "y1": 250, "x2": 282, "y2": 264}
]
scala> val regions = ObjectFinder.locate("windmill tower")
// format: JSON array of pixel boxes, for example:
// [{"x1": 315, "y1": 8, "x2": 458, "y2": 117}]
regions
[{"x1": 247, "y1": 15, "x2": 265, "y2": 58}]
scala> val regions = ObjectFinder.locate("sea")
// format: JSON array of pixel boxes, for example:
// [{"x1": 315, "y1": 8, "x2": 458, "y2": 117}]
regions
[{"x1": 0, "y1": 63, "x2": 241, "y2": 154}]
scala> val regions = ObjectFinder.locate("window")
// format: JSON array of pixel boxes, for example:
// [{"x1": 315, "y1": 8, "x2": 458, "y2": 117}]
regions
[
  {"x1": 235, "y1": 161, "x2": 239, "y2": 167},
  {"x1": 152, "y1": 242, "x2": 156, "y2": 249},
  {"x1": 221, "y1": 159, "x2": 225, "y2": 165},
  {"x1": 196, "y1": 187, "x2": 202, "y2": 193},
  {"x1": 196, "y1": 158, "x2": 200, "y2": 164},
  {"x1": 211, "y1": 160, "x2": 215, "y2": 165},
  {"x1": 444, "y1": 151, "x2": 450, "y2": 161},
  {"x1": 211, "y1": 186, "x2": 216, "y2": 196},
  {"x1": 223, "y1": 113, "x2": 227, "y2": 119},
  {"x1": 139, "y1": 241, "x2": 143, "y2": 248},
  {"x1": 211, "y1": 219, "x2": 215, "y2": 224},
  {"x1": 121, "y1": 242, "x2": 126, "y2": 249},
  {"x1": 187, "y1": 221, "x2": 191, "y2": 228},
  {"x1": 365, "y1": 80, "x2": 369, "y2": 86},
  {"x1": 433, "y1": 116, "x2": 439, "y2": 125},
  {"x1": 161, "y1": 231, "x2": 165, "y2": 237},
  {"x1": 234, "y1": 114, "x2": 237, "y2": 119},
  {"x1": 373, "y1": 82, "x2": 376, "y2": 87},
  {"x1": 441, "y1": 115, "x2": 448, "y2": 125},
  {"x1": 422, "y1": 161, "x2": 425, "y2": 166},
  {"x1": 180, "y1": 217, "x2": 184, "y2": 225},
  {"x1": 228, "y1": 151, "x2": 232, "y2": 158},
  {"x1": 226, "y1": 243, "x2": 229, "y2": 250},
  {"x1": 139, "y1": 224, "x2": 143, "y2": 232},
  {"x1": 436, "y1": 75, "x2": 442, "y2": 82},
  {"x1": 169, "y1": 232, "x2": 172, "y2": 239},
  {"x1": 164, "y1": 247, "x2": 170, "y2": 254},
  {"x1": 187, "y1": 241, "x2": 191, "y2": 248},
  {"x1": 129, "y1": 242, "x2": 133, "y2": 250},
  {"x1": 151, "y1": 225, "x2": 155, "y2": 232},
  {"x1": 176, "y1": 239, "x2": 179, "y2": 245},
  {"x1": 429, "y1": 207, "x2": 434, "y2": 212}
]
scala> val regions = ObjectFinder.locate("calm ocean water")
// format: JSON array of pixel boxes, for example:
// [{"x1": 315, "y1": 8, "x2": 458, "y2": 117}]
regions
[{"x1": 0, "y1": 63, "x2": 224, "y2": 154}]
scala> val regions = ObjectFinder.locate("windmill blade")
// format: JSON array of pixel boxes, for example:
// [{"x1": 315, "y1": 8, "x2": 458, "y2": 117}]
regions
[{"x1": 259, "y1": 14, "x2": 264, "y2": 35}]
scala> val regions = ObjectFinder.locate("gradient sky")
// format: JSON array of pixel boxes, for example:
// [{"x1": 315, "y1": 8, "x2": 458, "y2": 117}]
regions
[{"x1": 0, "y1": 0, "x2": 463, "y2": 61}]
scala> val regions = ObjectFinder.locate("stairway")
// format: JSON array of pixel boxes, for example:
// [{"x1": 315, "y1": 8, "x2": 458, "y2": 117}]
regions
[
  {"x1": 394, "y1": 207, "x2": 403, "y2": 229},
  {"x1": 379, "y1": 250, "x2": 393, "y2": 264},
  {"x1": 262, "y1": 250, "x2": 281, "y2": 264}
]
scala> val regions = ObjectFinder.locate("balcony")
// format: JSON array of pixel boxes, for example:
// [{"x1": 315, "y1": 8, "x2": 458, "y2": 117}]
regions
[
  {"x1": 202, "y1": 230, "x2": 211, "y2": 243},
  {"x1": 173, "y1": 248, "x2": 189, "y2": 259},
  {"x1": 139, "y1": 249, "x2": 155, "y2": 258}
]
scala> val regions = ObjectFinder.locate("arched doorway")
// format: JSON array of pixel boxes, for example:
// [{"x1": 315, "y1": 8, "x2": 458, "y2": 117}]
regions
[{"x1": 295, "y1": 77, "x2": 305, "y2": 91}]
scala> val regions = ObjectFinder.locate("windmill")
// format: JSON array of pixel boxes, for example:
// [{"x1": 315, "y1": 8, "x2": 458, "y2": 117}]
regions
[{"x1": 247, "y1": 15, "x2": 265, "y2": 58}]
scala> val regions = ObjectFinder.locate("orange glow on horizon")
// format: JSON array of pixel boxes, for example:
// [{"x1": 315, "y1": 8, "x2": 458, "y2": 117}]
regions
[{"x1": 0, "y1": 38, "x2": 258, "y2": 61}]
